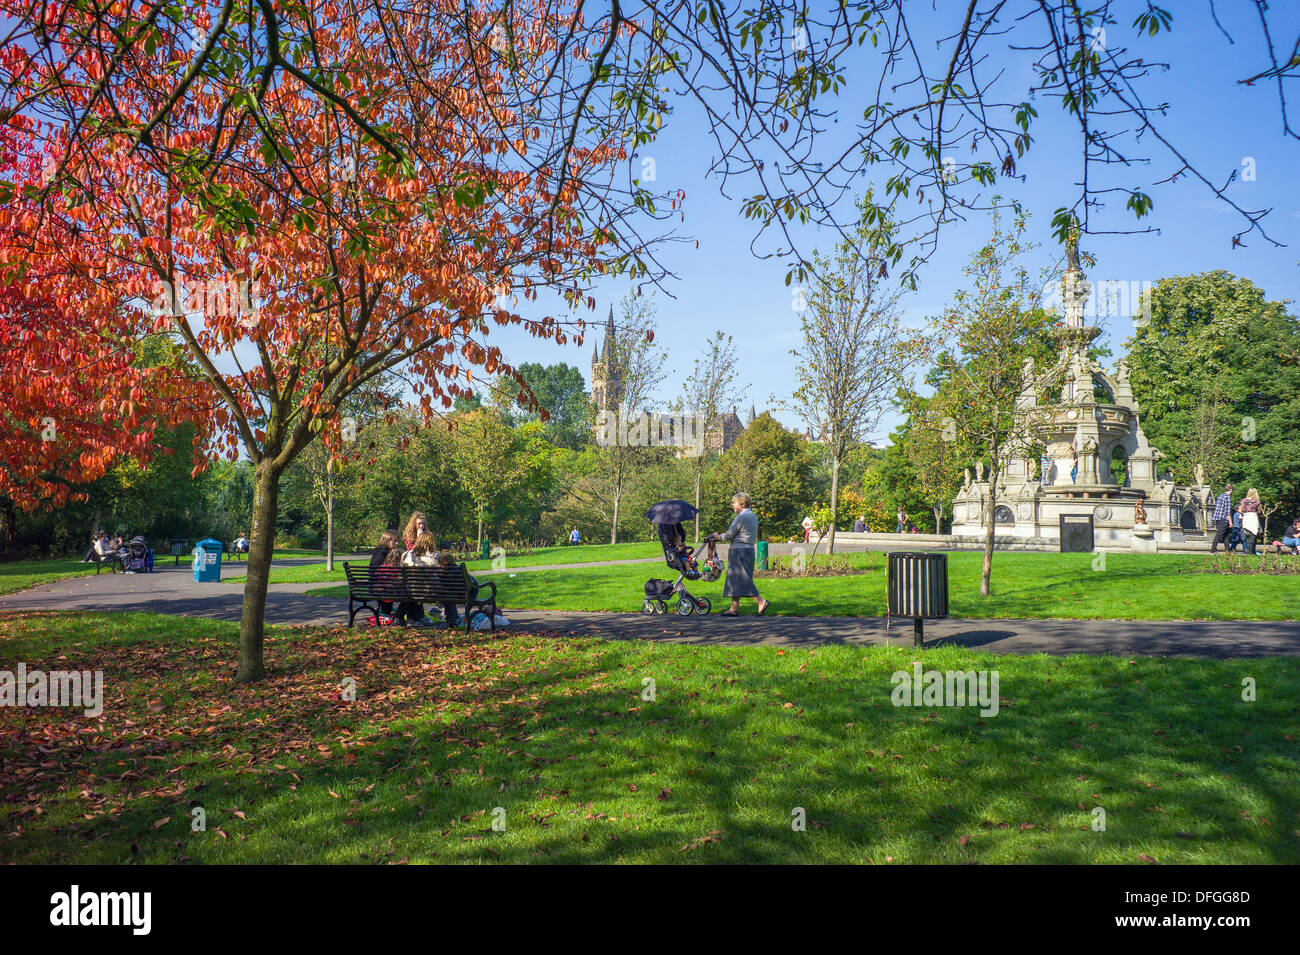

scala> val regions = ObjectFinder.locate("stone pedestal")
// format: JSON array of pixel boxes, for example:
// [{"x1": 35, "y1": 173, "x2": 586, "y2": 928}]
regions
[{"x1": 1130, "y1": 524, "x2": 1157, "y2": 553}]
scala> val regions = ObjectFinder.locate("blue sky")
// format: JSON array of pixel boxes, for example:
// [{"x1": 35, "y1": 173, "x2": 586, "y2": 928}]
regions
[{"x1": 485, "y1": 1, "x2": 1299, "y2": 441}]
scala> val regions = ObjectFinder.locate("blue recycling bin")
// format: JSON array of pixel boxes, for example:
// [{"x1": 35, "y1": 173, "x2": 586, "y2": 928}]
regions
[{"x1": 193, "y1": 538, "x2": 224, "y2": 583}]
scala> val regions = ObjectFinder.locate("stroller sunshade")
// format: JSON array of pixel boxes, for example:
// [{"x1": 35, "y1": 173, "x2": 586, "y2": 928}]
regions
[{"x1": 644, "y1": 499, "x2": 699, "y2": 525}]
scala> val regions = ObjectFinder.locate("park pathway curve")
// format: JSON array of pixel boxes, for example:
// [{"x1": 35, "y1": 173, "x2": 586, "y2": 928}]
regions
[{"x1": 1, "y1": 561, "x2": 1296, "y2": 658}]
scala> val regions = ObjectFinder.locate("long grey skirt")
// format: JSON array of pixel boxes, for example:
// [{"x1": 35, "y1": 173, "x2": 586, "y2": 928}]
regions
[{"x1": 723, "y1": 544, "x2": 759, "y2": 598}]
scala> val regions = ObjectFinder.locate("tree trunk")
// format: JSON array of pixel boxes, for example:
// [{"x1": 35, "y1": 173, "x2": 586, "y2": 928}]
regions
[
  {"x1": 933, "y1": 505, "x2": 942, "y2": 534},
  {"x1": 828, "y1": 454, "x2": 840, "y2": 555},
  {"x1": 476, "y1": 507, "x2": 484, "y2": 552},
  {"x1": 325, "y1": 478, "x2": 334, "y2": 573},
  {"x1": 236, "y1": 460, "x2": 280, "y2": 683},
  {"x1": 693, "y1": 467, "x2": 702, "y2": 543},
  {"x1": 610, "y1": 489, "x2": 621, "y2": 545},
  {"x1": 981, "y1": 471, "x2": 996, "y2": 597}
]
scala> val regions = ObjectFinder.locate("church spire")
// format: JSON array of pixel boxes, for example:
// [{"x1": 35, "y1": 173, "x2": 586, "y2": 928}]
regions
[{"x1": 600, "y1": 305, "x2": 616, "y2": 362}]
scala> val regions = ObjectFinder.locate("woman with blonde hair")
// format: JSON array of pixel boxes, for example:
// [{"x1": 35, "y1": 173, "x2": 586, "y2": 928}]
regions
[
  {"x1": 403, "y1": 511, "x2": 428, "y2": 549},
  {"x1": 402, "y1": 531, "x2": 439, "y2": 566},
  {"x1": 711, "y1": 491, "x2": 769, "y2": 616},
  {"x1": 1240, "y1": 488, "x2": 1262, "y2": 555}
]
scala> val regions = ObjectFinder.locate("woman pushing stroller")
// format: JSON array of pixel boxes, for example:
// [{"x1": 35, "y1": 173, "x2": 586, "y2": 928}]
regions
[{"x1": 706, "y1": 492, "x2": 769, "y2": 616}]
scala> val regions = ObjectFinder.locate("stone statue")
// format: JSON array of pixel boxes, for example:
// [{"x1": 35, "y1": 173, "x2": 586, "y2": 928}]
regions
[
  {"x1": 1134, "y1": 500, "x2": 1147, "y2": 526},
  {"x1": 963, "y1": 467, "x2": 972, "y2": 488},
  {"x1": 975, "y1": 460, "x2": 984, "y2": 483},
  {"x1": 1083, "y1": 435, "x2": 1098, "y2": 454},
  {"x1": 1027, "y1": 458, "x2": 1038, "y2": 480},
  {"x1": 1066, "y1": 214, "x2": 1081, "y2": 272},
  {"x1": 1195, "y1": 464, "x2": 1205, "y2": 486}
]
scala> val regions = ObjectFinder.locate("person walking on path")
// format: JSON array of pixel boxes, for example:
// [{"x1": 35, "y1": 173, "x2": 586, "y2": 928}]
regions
[
  {"x1": 895, "y1": 507, "x2": 907, "y2": 534},
  {"x1": 1069, "y1": 446, "x2": 1079, "y2": 485},
  {"x1": 1210, "y1": 484, "x2": 1235, "y2": 553},
  {"x1": 569, "y1": 527, "x2": 580, "y2": 545},
  {"x1": 801, "y1": 515, "x2": 813, "y2": 543},
  {"x1": 713, "y1": 492, "x2": 768, "y2": 617},
  {"x1": 853, "y1": 515, "x2": 866, "y2": 533},
  {"x1": 1239, "y1": 488, "x2": 1262, "y2": 555}
]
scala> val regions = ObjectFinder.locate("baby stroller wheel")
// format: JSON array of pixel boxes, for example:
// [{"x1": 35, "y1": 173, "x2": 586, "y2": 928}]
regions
[
  {"x1": 641, "y1": 599, "x2": 655, "y2": 615},
  {"x1": 676, "y1": 596, "x2": 694, "y2": 616},
  {"x1": 654, "y1": 600, "x2": 668, "y2": 614},
  {"x1": 696, "y1": 597, "x2": 711, "y2": 615}
]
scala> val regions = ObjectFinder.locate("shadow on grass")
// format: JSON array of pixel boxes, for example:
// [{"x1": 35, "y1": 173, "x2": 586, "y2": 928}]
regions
[{"x1": 2, "y1": 614, "x2": 1297, "y2": 864}]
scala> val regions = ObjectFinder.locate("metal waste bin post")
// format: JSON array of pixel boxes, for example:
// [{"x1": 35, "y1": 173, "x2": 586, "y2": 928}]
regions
[
  {"x1": 755, "y1": 539, "x2": 769, "y2": 571},
  {"x1": 480, "y1": 538, "x2": 491, "y2": 561},
  {"x1": 169, "y1": 538, "x2": 188, "y2": 566},
  {"x1": 193, "y1": 538, "x2": 224, "y2": 583},
  {"x1": 886, "y1": 552, "x2": 949, "y2": 647}
]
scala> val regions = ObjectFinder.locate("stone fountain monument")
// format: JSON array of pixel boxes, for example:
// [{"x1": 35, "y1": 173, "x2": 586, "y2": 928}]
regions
[{"x1": 950, "y1": 226, "x2": 1212, "y2": 550}]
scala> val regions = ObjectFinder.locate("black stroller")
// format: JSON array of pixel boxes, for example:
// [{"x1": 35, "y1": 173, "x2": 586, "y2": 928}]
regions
[
  {"x1": 122, "y1": 535, "x2": 153, "y2": 573},
  {"x1": 642, "y1": 500, "x2": 714, "y2": 616}
]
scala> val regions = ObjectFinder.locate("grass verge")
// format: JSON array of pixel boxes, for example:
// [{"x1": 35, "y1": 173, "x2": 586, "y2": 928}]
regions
[
  {"x1": 1, "y1": 610, "x2": 1297, "y2": 863},
  {"x1": 228, "y1": 541, "x2": 662, "y2": 585},
  {"x1": 0, "y1": 559, "x2": 99, "y2": 596},
  {"x1": 306, "y1": 551, "x2": 1300, "y2": 621}
]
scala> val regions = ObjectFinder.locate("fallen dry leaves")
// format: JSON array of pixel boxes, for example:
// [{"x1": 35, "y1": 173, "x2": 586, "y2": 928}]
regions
[{"x1": 0, "y1": 625, "x2": 526, "y2": 840}]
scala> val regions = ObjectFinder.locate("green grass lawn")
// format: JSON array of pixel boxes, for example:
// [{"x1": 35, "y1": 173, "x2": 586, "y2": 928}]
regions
[
  {"x1": 1, "y1": 611, "x2": 1296, "y2": 863},
  {"x1": 227, "y1": 541, "x2": 662, "y2": 585},
  {"x1": 0, "y1": 559, "x2": 100, "y2": 596},
  {"x1": 306, "y1": 550, "x2": 1300, "y2": 621}
]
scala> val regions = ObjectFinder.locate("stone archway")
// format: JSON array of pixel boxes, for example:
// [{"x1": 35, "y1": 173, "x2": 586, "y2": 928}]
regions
[{"x1": 1108, "y1": 444, "x2": 1129, "y2": 487}]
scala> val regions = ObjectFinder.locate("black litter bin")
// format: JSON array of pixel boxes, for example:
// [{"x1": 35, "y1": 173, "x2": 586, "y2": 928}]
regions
[{"x1": 886, "y1": 552, "x2": 949, "y2": 647}]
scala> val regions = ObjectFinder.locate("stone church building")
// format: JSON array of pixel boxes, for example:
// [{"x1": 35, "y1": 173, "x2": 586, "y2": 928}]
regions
[{"x1": 590, "y1": 307, "x2": 753, "y2": 452}]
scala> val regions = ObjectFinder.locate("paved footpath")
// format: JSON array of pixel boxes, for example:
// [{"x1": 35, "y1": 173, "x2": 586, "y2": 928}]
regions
[{"x1": 2, "y1": 562, "x2": 1296, "y2": 658}]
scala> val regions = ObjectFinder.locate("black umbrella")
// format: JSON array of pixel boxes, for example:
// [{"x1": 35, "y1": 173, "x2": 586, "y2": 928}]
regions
[{"x1": 644, "y1": 499, "x2": 699, "y2": 524}]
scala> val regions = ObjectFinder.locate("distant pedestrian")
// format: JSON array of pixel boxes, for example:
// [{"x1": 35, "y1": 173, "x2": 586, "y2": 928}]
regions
[
  {"x1": 801, "y1": 515, "x2": 813, "y2": 543},
  {"x1": 1210, "y1": 484, "x2": 1235, "y2": 553},
  {"x1": 1069, "y1": 446, "x2": 1079, "y2": 485},
  {"x1": 895, "y1": 507, "x2": 907, "y2": 534},
  {"x1": 853, "y1": 515, "x2": 865, "y2": 533},
  {"x1": 1240, "y1": 488, "x2": 1262, "y2": 555},
  {"x1": 569, "y1": 527, "x2": 580, "y2": 545},
  {"x1": 1225, "y1": 509, "x2": 1245, "y2": 554}
]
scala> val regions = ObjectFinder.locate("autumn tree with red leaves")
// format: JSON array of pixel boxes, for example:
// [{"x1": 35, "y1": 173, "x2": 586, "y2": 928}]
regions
[
  {"x1": 3, "y1": 4, "x2": 642, "y2": 681},
  {"x1": 0, "y1": 121, "x2": 190, "y2": 511}
]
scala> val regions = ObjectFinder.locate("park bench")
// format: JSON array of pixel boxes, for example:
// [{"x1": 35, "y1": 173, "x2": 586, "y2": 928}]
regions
[
  {"x1": 342, "y1": 562, "x2": 499, "y2": 630},
  {"x1": 92, "y1": 551, "x2": 123, "y2": 574}
]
